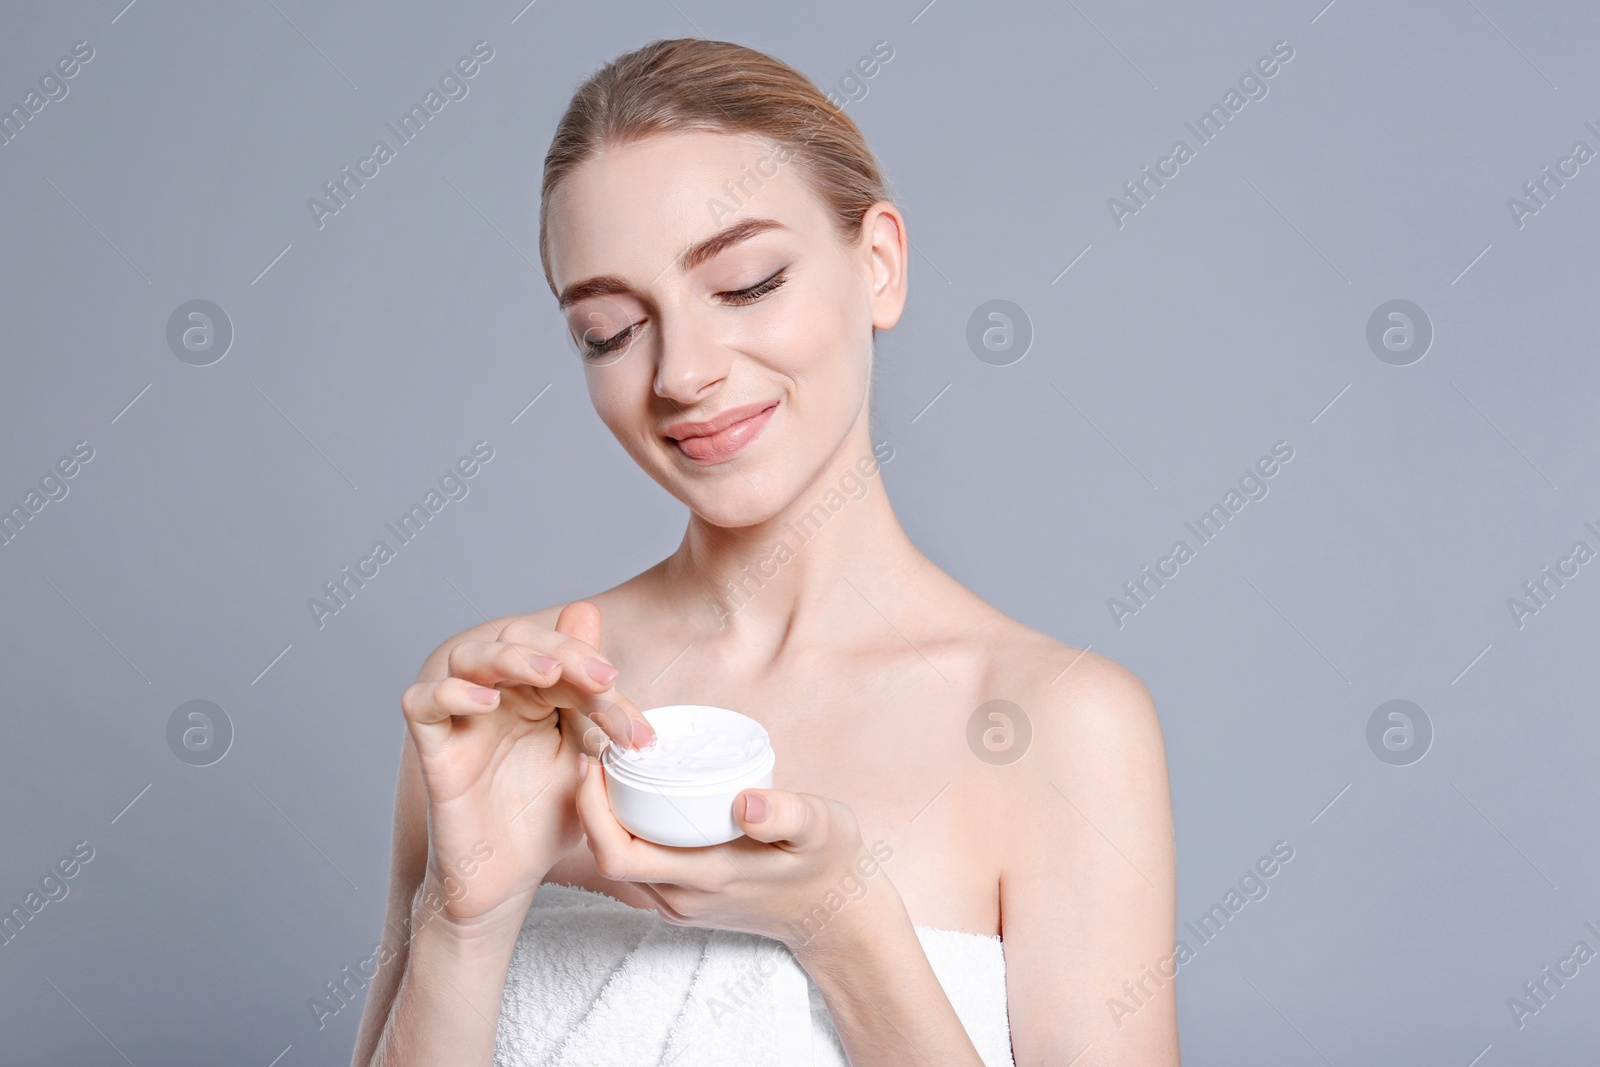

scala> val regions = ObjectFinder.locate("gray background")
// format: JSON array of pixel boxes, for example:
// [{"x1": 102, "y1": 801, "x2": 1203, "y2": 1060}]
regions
[{"x1": 2, "y1": 0, "x2": 1596, "y2": 1063}]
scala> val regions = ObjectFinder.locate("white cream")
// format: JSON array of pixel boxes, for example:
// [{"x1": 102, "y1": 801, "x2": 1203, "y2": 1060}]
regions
[
  {"x1": 601, "y1": 704, "x2": 774, "y2": 846},
  {"x1": 612, "y1": 714, "x2": 768, "y2": 777}
]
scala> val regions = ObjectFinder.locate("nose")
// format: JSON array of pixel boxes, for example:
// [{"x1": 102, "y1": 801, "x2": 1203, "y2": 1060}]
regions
[{"x1": 652, "y1": 312, "x2": 730, "y2": 405}]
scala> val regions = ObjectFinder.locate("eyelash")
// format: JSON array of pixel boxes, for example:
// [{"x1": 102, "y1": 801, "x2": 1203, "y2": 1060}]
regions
[
  {"x1": 581, "y1": 269, "x2": 791, "y2": 359},
  {"x1": 723, "y1": 268, "x2": 789, "y2": 306}
]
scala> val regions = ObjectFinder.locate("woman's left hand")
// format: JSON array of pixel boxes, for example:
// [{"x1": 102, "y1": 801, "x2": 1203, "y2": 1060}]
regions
[{"x1": 572, "y1": 750, "x2": 891, "y2": 952}]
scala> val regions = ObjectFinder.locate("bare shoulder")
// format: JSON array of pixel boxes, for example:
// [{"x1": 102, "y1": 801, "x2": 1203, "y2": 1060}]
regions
[
  {"x1": 975, "y1": 615, "x2": 1167, "y2": 783},
  {"x1": 970, "y1": 608, "x2": 1154, "y2": 708},
  {"x1": 972, "y1": 616, "x2": 1174, "y2": 881}
]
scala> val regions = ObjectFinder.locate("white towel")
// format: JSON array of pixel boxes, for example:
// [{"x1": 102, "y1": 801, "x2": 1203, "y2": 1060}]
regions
[{"x1": 495, "y1": 883, "x2": 1015, "y2": 1066}]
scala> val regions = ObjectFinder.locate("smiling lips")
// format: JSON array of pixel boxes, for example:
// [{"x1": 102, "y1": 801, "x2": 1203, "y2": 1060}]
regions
[{"x1": 664, "y1": 400, "x2": 778, "y2": 463}]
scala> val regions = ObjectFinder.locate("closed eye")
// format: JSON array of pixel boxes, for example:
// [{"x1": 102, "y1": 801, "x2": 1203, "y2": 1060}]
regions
[
  {"x1": 580, "y1": 320, "x2": 639, "y2": 360},
  {"x1": 720, "y1": 268, "x2": 789, "y2": 305},
  {"x1": 580, "y1": 268, "x2": 790, "y2": 360}
]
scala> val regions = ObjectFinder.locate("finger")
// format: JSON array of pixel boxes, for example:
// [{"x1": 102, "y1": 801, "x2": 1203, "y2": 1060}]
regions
[
  {"x1": 433, "y1": 607, "x2": 650, "y2": 752},
  {"x1": 445, "y1": 637, "x2": 565, "y2": 689},
  {"x1": 495, "y1": 616, "x2": 620, "y2": 701},
  {"x1": 568, "y1": 709, "x2": 613, "y2": 760},
  {"x1": 576, "y1": 693, "x2": 656, "y2": 758},
  {"x1": 401, "y1": 675, "x2": 505, "y2": 729},
  {"x1": 440, "y1": 625, "x2": 620, "y2": 723},
  {"x1": 553, "y1": 599, "x2": 602, "y2": 649},
  {"x1": 575, "y1": 754, "x2": 657, "y2": 883},
  {"x1": 630, "y1": 882, "x2": 693, "y2": 926},
  {"x1": 549, "y1": 602, "x2": 658, "y2": 751},
  {"x1": 733, "y1": 789, "x2": 825, "y2": 848},
  {"x1": 400, "y1": 675, "x2": 505, "y2": 751}
]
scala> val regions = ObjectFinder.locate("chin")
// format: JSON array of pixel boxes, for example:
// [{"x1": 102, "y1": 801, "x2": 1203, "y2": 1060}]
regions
[
  {"x1": 684, "y1": 489, "x2": 782, "y2": 529},
  {"x1": 670, "y1": 469, "x2": 793, "y2": 528}
]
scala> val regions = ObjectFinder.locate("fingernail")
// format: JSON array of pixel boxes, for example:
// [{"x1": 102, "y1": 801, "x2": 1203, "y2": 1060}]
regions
[
  {"x1": 529, "y1": 654, "x2": 561, "y2": 673},
  {"x1": 744, "y1": 793, "x2": 768, "y2": 822},
  {"x1": 470, "y1": 685, "x2": 498, "y2": 704},
  {"x1": 578, "y1": 752, "x2": 589, "y2": 781},
  {"x1": 629, "y1": 719, "x2": 657, "y2": 749},
  {"x1": 586, "y1": 659, "x2": 619, "y2": 686}
]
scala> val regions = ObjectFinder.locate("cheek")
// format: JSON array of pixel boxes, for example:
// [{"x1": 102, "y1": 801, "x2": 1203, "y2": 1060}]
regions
[
  {"x1": 585, "y1": 353, "x2": 648, "y2": 402},
  {"x1": 811, "y1": 272, "x2": 873, "y2": 372},
  {"x1": 585, "y1": 370, "x2": 635, "y2": 435},
  {"x1": 752, "y1": 294, "x2": 850, "y2": 376},
  {"x1": 728, "y1": 294, "x2": 804, "y2": 350},
  {"x1": 801, "y1": 303, "x2": 868, "y2": 391},
  {"x1": 586, "y1": 364, "x2": 662, "y2": 452}
]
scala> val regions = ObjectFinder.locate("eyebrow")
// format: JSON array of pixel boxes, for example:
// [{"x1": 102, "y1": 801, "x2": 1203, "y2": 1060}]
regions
[{"x1": 556, "y1": 217, "x2": 788, "y2": 310}]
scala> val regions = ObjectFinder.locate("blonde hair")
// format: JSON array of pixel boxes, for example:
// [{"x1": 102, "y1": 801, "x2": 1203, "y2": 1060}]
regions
[{"x1": 538, "y1": 37, "x2": 894, "y2": 293}]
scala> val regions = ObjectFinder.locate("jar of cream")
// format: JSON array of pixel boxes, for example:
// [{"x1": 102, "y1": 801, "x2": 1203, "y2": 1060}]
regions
[{"x1": 600, "y1": 704, "x2": 775, "y2": 847}]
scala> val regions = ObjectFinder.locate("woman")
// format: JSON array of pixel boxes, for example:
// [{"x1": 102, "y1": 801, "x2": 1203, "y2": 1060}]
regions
[{"x1": 352, "y1": 37, "x2": 1178, "y2": 1067}]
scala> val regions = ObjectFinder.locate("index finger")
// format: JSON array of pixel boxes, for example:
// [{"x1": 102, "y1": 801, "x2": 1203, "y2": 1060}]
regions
[
  {"x1": 443, "y1": 631, "x2": 632, "y2": 741},
  {"x1": 535, "y1": 603, "x2": 657, "y2": 751},
  {"x1": 574, "y1": 691, "x2": 651, "y2": 756}
]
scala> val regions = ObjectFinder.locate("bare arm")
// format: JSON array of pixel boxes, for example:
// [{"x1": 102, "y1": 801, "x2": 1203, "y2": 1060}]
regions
[
  {"x1": 350, "y1": 605, "x2": 654, "y2": 1067},
  {"x1": 351, "y1": 625, "x2": 512, "y2": 1067},
  {"x1": 774, "y1": 653, "x2": 1178, "y2": 1067},
  {"x1": 1002, "y1": 654, "x2": 1180, "y2": 1066},
  {"x1": 350, "y1": 729, "x2": 536, "y2": 1066},
  {"x1": 364, "y1": 874, "x2": 538, "y2": 1065},
  {"x1": 788, "y1": 876, "x2": 985, "y2": 1067}
]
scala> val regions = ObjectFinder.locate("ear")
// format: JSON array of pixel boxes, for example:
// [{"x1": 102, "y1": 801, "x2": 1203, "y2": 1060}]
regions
[{"x1": 861, "y1": 203, "x2": 908, "y2": 333}]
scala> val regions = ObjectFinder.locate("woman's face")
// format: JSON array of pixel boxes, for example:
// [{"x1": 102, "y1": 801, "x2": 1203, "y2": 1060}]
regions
[{"x1": 545, "y1": 129, "x2": 904, "y2": 528}]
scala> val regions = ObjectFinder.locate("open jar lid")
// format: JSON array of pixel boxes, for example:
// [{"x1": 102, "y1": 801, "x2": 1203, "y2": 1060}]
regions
[{"x1": 601, "y1": 704, "x2": 773, "y2": 789}]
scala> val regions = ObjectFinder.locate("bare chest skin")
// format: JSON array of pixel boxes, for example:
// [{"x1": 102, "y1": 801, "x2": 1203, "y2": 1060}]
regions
[{"x1": 541, "y1": 605, "x2": 1015, "y2": 937}]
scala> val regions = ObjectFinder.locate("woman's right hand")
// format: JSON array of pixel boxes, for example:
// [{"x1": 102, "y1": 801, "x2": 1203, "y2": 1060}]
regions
[{"x1": 398, "y1": 600, "x2": 653, "y2": 931}]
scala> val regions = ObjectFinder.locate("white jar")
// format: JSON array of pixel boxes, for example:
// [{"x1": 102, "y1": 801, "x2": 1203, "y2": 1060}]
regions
[{"x1": 600, "y1": 704, "x2": 775, "y2": 847}]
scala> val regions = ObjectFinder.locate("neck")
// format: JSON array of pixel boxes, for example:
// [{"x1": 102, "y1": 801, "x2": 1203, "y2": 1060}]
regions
[{"x1": 658, "y1": 425, "x2": 923, "y2": 664}]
